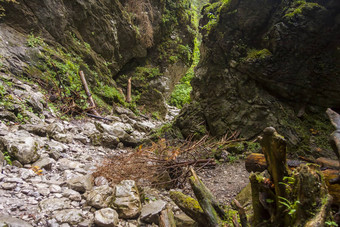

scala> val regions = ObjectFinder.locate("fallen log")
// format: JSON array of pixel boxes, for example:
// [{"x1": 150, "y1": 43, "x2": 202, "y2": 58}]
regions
[
  {"x1": 245, "y1": 153, "x2": 340, "y2": 204},
  {"x1": 79, "y1": 71, "x2": 100, "y2": 117}
]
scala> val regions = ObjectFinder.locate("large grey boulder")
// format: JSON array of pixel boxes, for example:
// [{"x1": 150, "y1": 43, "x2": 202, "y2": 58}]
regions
[
  {"x1": 85, "y1": 185, "x2": 115, "y2": 209},
  {"x1": 94, "y1": 208, "x2": 119, "y2": 227},
  {"x1": 54, "y1": 209, "x2": 84, "y2": 225},
  {"x1": 0, "y1": 215, "x2": 32, "y2": 227},
  {"x1": 39, "y1": 198, "x2": 72, "y2": 212},
  {"x1": 113, "y1": 180, "x2": 141, "y2": 219},
  {"x1": 90, "y1": 133, "x2": 119, "y2": 149},
  {"x1": 95, "y1": 122, "x2": 133, "y2": 139},
  {"x1": 19, "y1": 123, "x2": 48, "y2": 137},
  {"x1": 0, "y1": 130, "x2": 40, "y2": 164},
  {"x1": 66, "y1": 174, "x2": 93, "y2": 193}
]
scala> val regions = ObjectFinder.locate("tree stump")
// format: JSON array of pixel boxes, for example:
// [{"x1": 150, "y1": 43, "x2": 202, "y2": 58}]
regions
[{"x1": 171, "y1": 127, "x2": 334, "y2": 227}]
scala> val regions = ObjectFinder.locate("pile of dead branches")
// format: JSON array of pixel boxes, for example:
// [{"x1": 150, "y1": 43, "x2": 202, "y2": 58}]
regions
[{"x1": 94, "y1": 131, "x2": 242, "y2": 188}]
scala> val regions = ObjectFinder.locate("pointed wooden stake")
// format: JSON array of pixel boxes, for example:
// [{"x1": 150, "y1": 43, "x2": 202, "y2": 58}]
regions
[
  {"x1": 79, "y1": 70, "x2": 100, "y2": 116},
  {"x1": 126, "y1": 77, "x2": 132, "y2": 103}
]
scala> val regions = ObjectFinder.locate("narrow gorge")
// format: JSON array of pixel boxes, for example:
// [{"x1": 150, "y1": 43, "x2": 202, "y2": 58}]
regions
[{"x1": 0, "y1": 0, "x2": 339, "y2": 226}]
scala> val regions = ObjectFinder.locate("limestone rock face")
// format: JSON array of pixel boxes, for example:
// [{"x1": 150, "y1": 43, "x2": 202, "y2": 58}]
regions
[
  {"x1": 176, "y1": 0, "x2": 340, "y2": 155},
  {"x1": 1, "y1": 0, "x2": 195, "y2": 117},
  {"x1": 113, "y1": 180, "x2": 141, "y2": 219}
]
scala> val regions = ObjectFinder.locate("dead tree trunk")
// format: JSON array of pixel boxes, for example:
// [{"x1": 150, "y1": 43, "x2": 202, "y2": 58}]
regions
[
  {"x1": 251, "y1": 127, "x2": 333, "y2": 226},
  {"x1": 245, "y1": 153, "x2": 340, "y2": 204}
]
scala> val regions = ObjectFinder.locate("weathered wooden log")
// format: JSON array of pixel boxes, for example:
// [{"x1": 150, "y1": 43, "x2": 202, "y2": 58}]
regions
[
  {"x1": 159, "y1": 207, "x2": 176, "y2": 227},
  {"x1": 169, "y1": 190, "x2": 208, "y2": 225},
  {"x1": 245, "y1": 153, "x2": 267, "y2": 172},
  {"x1": 189, "y1": 167, "x2": 228, "y2": 226},
  {"x1": 246, "y1": 153, "x2": 340, "y2": 171},
  {"x1": 316, "y1": 157, "x2": 340, "y2": 169},
  {"x1": 79, "y1": 71, "x2": 100, "y2": 116}
]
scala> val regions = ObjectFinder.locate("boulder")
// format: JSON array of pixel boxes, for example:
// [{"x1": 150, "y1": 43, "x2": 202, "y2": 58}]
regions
[
  {"x1": 0, "y1": 130, "x2": 40, "y2": 164},
  {"x1": 140, "y1": 200, "x2": 167, "y2": 224},
  {"x1": 63, "y1": 189, "x2": 82, "y2": 201},
  {"x1": 33, "y1": 156, "x2": 55, "y2": 171},
  {"x1": 58, "y1": 158, "x2": 83, "y2": 170},
  {"x1": 0, "y1": 110, "x2": 17, "y2": 121},
  {"x1": 66, "y1": 174, "x2": 94, "y2": 193},
  {"x1": 90, "y1": 133, "x2": 119, "y2": 149},
  {"x1": 54, "y1": 209, "x2": 84, "y2": 225},
  {"x1": 94, "y1": 208, "x2": 119, "y2": 227},
  {"x1": 0, "y1": 215, "x2": 32, "y2": 227},
  {"x1": 39, "y1": 198, "x2": 71, "y2": 212},
  {"x1": 85, "y1": 185, "x2": 115, "y2": 209},
  {"x1": 113, "y1": 180, "x2": 141, "y2": 219},
  {"x1": 19, "y1": 123, "x2": 48, "y2": 136}
]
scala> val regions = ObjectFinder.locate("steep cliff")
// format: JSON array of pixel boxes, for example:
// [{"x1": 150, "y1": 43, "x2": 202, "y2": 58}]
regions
[
  {"x1": 0, "y1": 0, "x2": 195, "y2": 118},
  {"x1": 176, "y1": 0, "x2": 340, "y2": 157}
]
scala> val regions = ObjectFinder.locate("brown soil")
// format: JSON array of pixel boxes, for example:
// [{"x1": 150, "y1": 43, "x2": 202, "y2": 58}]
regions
[{"x1": 183, "y1": 159, "x2": 250, "y2": 206}]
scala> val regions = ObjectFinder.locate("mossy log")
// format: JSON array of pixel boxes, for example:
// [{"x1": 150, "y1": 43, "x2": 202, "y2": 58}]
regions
[
  {"x1": 170, "y1": 167, "x2": 237, "y2": 227},
  {"x1": 169, "y1": 190, "x2": 209, "y2": 225},
  {"x1": 189, "y1": 167, "x2": 228, "y2": 226}
]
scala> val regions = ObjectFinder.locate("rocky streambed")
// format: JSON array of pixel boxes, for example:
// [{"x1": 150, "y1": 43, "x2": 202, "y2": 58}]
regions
[{"x1": 0, "y1": 73, "x2": 249, "y2": 226}]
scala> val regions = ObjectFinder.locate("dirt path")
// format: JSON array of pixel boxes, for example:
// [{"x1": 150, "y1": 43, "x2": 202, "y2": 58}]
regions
[{"x1": 184, "y1": 160, "x2": 250, "y2": 206}]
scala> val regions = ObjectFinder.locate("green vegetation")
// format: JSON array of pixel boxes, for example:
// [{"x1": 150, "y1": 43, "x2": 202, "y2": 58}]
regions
[
  {"x1": 284, "y1": 1, "x2": 323, "y2": 18},
  {"x1": 169, "y1": 3, "x2": 202, "y2": 109},
  {"x1": 27, "y1": 33, "x2": 44, "y2": 48},
  {"x1": 3, "y1": 151, "x2": 12, "y2": 165},
  {"x1": 25, "y1": 34, "x2": 129, "y2": 118},
  {"x1": 278, "y1": 196, "x2": 300, "y2": 218},
  {"x1": 246, "y1": 49, "x2": 272, "y2": 60},
  {"x1": 0, "y1": 0, "x2": 17, "y2": 17},
  {"x1": 325, "y1": 221, "x2": 338, "y2": 227},
  {"x1": 201, "y1": 0, "x2": 230, "y2": 35}
]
